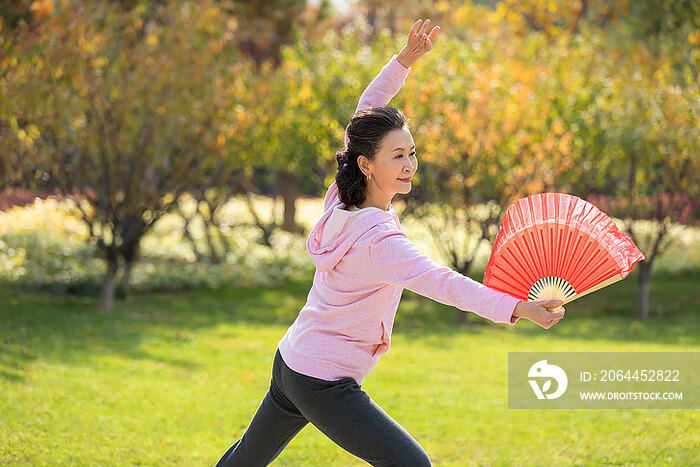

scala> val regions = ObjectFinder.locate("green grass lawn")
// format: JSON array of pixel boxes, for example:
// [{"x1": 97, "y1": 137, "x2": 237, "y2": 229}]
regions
[{"x1": 1, "y1": 269, "x2": 698, "y2": 466}]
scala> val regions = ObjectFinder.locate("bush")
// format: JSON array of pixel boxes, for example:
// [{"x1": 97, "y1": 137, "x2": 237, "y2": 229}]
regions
[{"x1": 0, "y1": 198, "x2": 315, "y2": 296}]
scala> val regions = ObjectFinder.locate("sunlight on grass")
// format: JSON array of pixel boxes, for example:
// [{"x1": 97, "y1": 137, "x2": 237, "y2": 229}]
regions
[
  {"x1": 1, "y1": 270, "x2": 698, "y2": 465},
  {"x1": 1, "y1": 194, "x2": 698, "y2": 465}
]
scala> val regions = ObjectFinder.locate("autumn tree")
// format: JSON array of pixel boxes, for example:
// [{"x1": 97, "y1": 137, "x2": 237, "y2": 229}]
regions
[
  {"x1": 586, "y1": 50, "x2": 698, "y2": 319},
  {"x1": 389, "y1": 1, "x2": 696, "y2": 322},
  {"x1": 518, "y1": 1, "x2": 700, "y2": 318},
  {"x1": 392, "y1": 4, "x2": 573, "y2": 324},
  {"x1": 1, "y1": 0, "x2": 247, "y2": 310},
  {"x1": 223, "y1": 0, "x2": 334, "y2": 234}
]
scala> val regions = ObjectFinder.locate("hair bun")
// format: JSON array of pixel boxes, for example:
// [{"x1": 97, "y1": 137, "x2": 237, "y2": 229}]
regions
[{"x1": 336, "y1": 148, "x2": 351, "y2": 166}]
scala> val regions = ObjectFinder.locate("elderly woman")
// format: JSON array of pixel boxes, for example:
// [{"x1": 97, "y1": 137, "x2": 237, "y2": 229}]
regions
[{"x1": 215, "y1": 18, "x2": 564, "y2": 467}]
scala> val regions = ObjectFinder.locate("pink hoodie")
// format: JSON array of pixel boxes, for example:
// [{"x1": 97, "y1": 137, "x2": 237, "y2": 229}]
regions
[{"x1": 277, "y1": 54, "x2": 521, "y2": 386}]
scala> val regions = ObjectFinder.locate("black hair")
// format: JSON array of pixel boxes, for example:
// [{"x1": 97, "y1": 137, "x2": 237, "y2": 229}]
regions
[{"x1": 335, "y1": 106, "x2": 409, "y2": 207}]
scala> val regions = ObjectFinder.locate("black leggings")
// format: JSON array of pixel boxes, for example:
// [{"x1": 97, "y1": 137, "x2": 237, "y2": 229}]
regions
[{"x1": 215, "y1": 348, "x2": 431, "y2": 466}]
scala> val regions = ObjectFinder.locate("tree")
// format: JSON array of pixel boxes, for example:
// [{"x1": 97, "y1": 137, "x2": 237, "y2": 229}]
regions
[
  {"x1": 526, "y1": 14, "x2": 699, "y2": 318},
  {"x1": 395, "y1": 7, "x2": 571, "y2": 324},
  {"x1": 587, "y1": 54, "x2": 699, "y2": 319},
  {"x1": 226, "y1": 0, "x2": 327, "y2": 234},
  {"x1": 390, "y1": 1, "x2": 696, "y2": 322},
  {"x1": 1, "y1": 0, "x2": 247, "y2": 310}
]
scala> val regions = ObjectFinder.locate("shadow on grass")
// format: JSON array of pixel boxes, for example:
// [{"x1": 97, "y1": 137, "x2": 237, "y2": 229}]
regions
[{"x1": 1, "y1": 269, "x2": 698, "y2": 382}]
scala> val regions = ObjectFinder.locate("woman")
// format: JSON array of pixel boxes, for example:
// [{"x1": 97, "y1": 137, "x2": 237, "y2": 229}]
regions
[{"x1": 215, "y1": 19, "x2": 565, "y2": 467}]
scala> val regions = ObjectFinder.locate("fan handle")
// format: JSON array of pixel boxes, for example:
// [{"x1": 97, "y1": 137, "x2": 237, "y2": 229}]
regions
[
  {"x1": 532, "y1": 273, "x2": 625, "y2": 312},
  {"x1": 560, "y1": 273, "x2": 624, "y2": 306}
]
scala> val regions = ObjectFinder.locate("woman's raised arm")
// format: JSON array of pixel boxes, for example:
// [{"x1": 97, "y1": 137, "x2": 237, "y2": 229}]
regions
[{"x1": 344, "y1": 19, "x2": 440, "y2": 148}]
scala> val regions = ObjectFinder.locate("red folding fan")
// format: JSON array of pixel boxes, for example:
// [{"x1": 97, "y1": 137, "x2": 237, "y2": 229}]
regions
[{"x1": 483, "y1": 193, "x2": 645, "y2": 306}]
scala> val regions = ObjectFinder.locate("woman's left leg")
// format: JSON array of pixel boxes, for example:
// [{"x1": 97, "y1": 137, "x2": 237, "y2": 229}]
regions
[{"x1": 279, "y1": 354, "x2": 431, "y2": 466}]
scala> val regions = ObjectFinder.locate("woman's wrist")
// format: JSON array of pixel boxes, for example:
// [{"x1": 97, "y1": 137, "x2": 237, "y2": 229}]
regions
[
  {"x1": 512, "y1": 301, "x2": 530, "y2": 320},
  {"x1": 396, "y1": 49, "x2": 414, "y2": 69}
]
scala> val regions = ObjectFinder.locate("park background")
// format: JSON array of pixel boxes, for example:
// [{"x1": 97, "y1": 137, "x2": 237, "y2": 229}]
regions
[{"x1": 0, "y1": 0, "x2": 698, "y2": 465}]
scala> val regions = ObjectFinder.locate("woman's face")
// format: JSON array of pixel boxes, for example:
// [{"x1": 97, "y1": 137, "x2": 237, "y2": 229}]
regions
[{"x1": 359, "y1": 126, "x2": 418, "y2": 198}]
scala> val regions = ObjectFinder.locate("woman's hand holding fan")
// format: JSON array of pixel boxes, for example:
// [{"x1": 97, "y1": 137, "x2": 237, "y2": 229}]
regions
[
  {"x1": 512, "y1": 299, "x2": 566, "y2": 329},
  {"x1": 485, "y1": 193, "x2": 645, "y2": 321}
]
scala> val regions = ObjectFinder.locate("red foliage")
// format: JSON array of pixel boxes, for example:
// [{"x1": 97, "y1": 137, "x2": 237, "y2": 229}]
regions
[
  {"x1": 587, "y1": 192, "x2": 699, "y2": 226},
  {"x1": 0, "y1": 187, "x2": 62, "y2": 211}
]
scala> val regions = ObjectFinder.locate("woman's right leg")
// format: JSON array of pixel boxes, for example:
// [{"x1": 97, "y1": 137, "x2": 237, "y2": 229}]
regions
[{"x1": 214, "y1": 352, "x2": 310, "y2": 466}]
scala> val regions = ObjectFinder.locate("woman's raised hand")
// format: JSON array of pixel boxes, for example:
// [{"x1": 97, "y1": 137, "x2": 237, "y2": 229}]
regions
[{"x1": 396, "y1": 19, "x2": 440, "y2": 69}]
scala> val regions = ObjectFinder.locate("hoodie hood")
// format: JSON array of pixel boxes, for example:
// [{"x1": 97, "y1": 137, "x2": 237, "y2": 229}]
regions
[{"x1": 307, "y1": 181, "x2": 401, "y2": 272}]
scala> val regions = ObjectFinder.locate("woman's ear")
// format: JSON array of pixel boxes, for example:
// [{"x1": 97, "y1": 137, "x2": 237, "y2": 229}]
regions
[{"x1": 357, "y1": 155, "x2": 370, "y2": 174}]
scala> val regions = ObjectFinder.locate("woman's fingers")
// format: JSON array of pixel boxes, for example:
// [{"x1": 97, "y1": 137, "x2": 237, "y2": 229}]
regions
[
  {"x1": 527, "y1": 302, "x2": 565, "y2": 329},
  {"x1": 428, "y1": 25, "x2": 440, "y2": 41},
  {"x1": 546, "y1": 310, "x2": 564, "y2": 328},
  {"x1": 544, "y1": 314, "x2": 560, "y2": 328},
  {"x1": 403, "y1": 18, "x2": 439, "y2": 59},
  {"x1": 409, "y1": 19, "x2": 422, "y2": 37},
  {"x1": 418, "y1": 18, "x2": 431, "y2": 36}
]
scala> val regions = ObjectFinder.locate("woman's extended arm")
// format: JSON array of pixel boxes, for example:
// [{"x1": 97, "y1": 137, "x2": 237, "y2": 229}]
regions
[
  {"x1": 344, "y1": 19, "x2": 440, "y2": 148},
  {"x1": 368, "y1": 228, "x2": 565, "y2": 328},
  {"x1": 368, "y1": 229, "x2": 520, "y2": 324}
]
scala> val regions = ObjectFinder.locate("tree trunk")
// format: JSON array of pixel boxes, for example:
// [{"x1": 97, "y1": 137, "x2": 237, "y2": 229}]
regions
[
  {"x1": 244, "y1": 191, "x2": 274, "y2": 247},
  {"x1": 120, "y1": 236, "x2": 140, "y2": 298},
  {"x1": 637, "y1": 261, "x2": 652, "y2": 319},
  {"x1": 203, "y1": 194, "x2": 233, "y2": 259},
  {"x1": 217, "y1": 225, "x2": 233, "y2": 256},
  {"x1": 279, "y1": 170, "x2": 298, "y2": 233},
  {"x1": 177, "y1": 201, "x2": 204, "y2": 262},
  {"x1": 100, "y1": 252, "x2": 120, "y2": 312},
  {"x1": 183, "y1": 220, "x2": 203, "y2": 262},
  {"x1": 455, "y1": 263, "x2": 474, "y2": 326},
  {"x1": 117, "y1": 215, "x2": 145, "y2": 299},
  {"x1": 204, "y1": 220, "x2": 221, "y2": 264},
  {"x1": 457, "y1": 309, "x2": 470, "y2": 326},
  {"x1": 121, "y1": 256, "x2": 134, "y2": 297}
]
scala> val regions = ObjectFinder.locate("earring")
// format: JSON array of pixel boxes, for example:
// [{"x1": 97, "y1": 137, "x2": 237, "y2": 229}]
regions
[{"x1": 367, "y1": 173, "x2": 371, "y2": 180}]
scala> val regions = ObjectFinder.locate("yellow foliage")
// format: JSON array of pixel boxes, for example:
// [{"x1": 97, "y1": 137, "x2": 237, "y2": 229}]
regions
[
  {"x1": 26, "y1": 124, "x2": 41, "y2": 141},
  {"x1": 30, "y1": 0, "x2": 54, "y2": 21},
  {"x1": 516, "y1": 131, "x2": 532, "y2": 147},
  {"x1": 558, "y1": 137, "x2": 571, "y2": 156},
  {"x1": 551, "y1": 118, "x2": 565, "y2": 135},
  {"x1": 436, "y1": 1, "x2": 450, "y2": 13},
  {"x1": 689, "y1": 30, "x2": 700, "y2": 45},
  {"x1": 298, "y1": 81, "x2": 312, "y2": 102},
  {"x1": 92, "y1": 56, "x2": 109, "y2": 68},
  {"x1": 544, "y1": 135, "x2": 556, "y2": 152}
]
